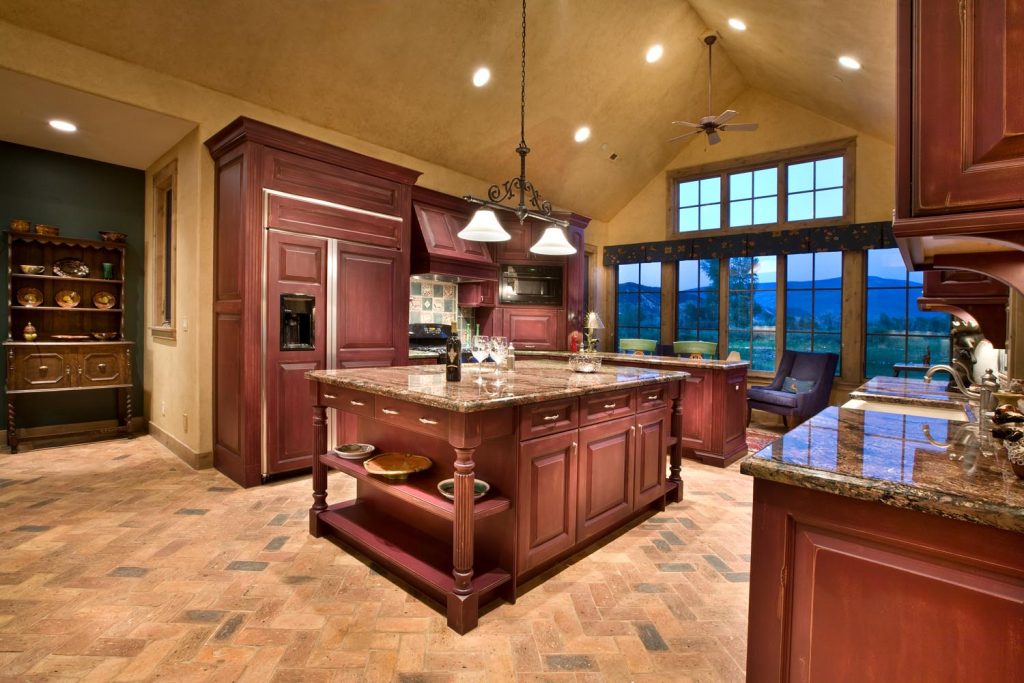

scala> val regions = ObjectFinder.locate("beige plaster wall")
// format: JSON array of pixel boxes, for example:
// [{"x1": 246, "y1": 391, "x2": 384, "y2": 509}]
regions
[{"x1": 0, "y1": 20, "x2": 510, "y2": 461}]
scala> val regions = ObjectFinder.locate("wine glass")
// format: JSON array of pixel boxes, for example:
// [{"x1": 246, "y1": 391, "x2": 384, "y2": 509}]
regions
[
  {"x1": 489, "y1": 336, "x2": 508, "y2": 378},
  {"x1": 471, "y1": 335, "x2": 490, "y2": 383}
]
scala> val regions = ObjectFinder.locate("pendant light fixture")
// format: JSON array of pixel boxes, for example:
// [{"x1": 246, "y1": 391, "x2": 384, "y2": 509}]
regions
[{"x1": 459, "y1": 0, "x2": 576, "y2": 255}]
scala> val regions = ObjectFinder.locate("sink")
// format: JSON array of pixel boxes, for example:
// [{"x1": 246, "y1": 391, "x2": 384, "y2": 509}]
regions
[{"x1": 841, "y1": 398, "x2": 970, "y2": 422}]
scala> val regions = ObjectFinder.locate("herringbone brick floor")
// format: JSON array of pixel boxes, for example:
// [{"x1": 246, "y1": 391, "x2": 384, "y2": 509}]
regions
[{"x1": 0, "y1": 435, "x2": 755, "y2": 682}]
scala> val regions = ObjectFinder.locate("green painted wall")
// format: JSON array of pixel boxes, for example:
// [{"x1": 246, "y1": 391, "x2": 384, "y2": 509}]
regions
[{"x1": 0, "y1": 141, "x2": 144, "y2": 429}]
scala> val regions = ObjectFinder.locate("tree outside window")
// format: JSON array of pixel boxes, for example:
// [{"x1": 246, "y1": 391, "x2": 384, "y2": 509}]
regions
[
  {"x1": 727, "y1": 256, "x2": 777, "y2": 371},
  {"x1": 616, "y1": 262, "x2": 661, "y2": 348}
]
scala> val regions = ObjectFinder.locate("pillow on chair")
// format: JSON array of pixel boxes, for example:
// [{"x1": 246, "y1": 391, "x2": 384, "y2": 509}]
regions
[{"x1": 782, "y1": 377, "x2": 816, "y2": 393}]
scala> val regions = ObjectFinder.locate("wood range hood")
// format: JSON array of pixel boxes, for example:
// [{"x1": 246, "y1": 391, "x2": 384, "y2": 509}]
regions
[{"x1": 410, "y1": 186, "x2": 498, "y2": 283}]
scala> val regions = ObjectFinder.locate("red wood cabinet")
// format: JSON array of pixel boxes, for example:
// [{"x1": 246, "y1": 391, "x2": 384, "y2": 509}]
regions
[
  {"x1": 678, "y1": 365, "x2": 748, "y2": 467},
  {"x1": 410, "y1": 187, "x2": 497, "y2": 282},
  {"x1": 502, "y1": 307, "x2": 564, "y2": 351},
  {"x1": 747, "y1": 479, "x2": 1024, "y2": 681},
  {"x1": 206, "y1": 117, "x2": 421, "y2": 486},
  {"x1": 634, "y1": 408, "x2": 668, "y2": 508},
  {"x1": 576, "y1": 415, "x2": 635, "y2": 542},
  {"x1": 517, "y1": 430, "x2": 578, "y2": 573},
  {"x1": 492, "y1": 222, "x2": 533, "y2": 262},
  {"x1": 457, "y1": 280, "x2": 496, "y2": 308}
]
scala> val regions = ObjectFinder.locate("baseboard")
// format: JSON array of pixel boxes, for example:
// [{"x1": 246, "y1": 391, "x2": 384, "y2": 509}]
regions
[{"x1": 147, "y1": 422, "x2": 213, "y2": 470}]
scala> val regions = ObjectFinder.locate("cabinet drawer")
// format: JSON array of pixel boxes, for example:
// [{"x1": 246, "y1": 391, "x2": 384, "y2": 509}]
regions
[
  {"x1": 519, "y1": 397, "x2": 578, "y2": 439},
  {"x1": 580, "y1": 389, "x2": 634, "y2": 426},
  {"x1": 320, "y1": 386, "x2": 374, "y2": 418},
  {"x1": 9, "y1": 351, "x2": 71, "y2": 391},
  {"x1": 373, "y1": 395, "x2": 449, "y2": 439},
  {"x1": 636, "y1": 384, "x2": 670, "y2": 412}
]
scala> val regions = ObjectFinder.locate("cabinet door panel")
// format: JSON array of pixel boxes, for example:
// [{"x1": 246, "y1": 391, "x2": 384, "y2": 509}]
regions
[
  {"x1": 494, "y1": 223, "x2": 532, "y2": 262},
  {"x1": 722, "y1": 369, "x2": 748, "y2": 455},
  {"x1": 577, "y1": 416, "x2": 635, "y2": 542},
  {"x1": 336, "y1": 243, "x2": 403, "y2": 366},
  {"x1": 503, "y1": 308, "x2": 561, "y2": 350},
  {"x1": 634, "y1": 408, "x2": 668, "y2": 508},
  {"x1": 679, "y1": 370, "x2": 710, "y2": 451},
  {"x1": 79, "y1": 351, "x2": 126, "y2": 386},
  {"x1": 518, "y1": 430, "x2": 578, "y2": 573},
  {"x1": 10, "y1": 351, "x2": 71, "y2": 390}
]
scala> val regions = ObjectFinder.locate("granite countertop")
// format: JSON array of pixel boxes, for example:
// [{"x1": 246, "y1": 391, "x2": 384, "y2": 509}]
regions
[
  {"x1": 516, "y1": 350, "x2": 749, "y2": 370},
  {"x1": 408, "y1": 349, "x2": 439, "y2": 359},
  {"x1": 307, "y1": 360, "x2": 688, "y2": 413},
  {"x1": 741, "y1": 406, "x2": 1023, "y2": 533},
  {"x1": 850, "y1": 376, "x2": 967, "y2": 409}
]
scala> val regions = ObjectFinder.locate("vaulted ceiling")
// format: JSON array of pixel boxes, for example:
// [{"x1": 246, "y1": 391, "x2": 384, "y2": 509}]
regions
[{"x1": 0, "y1": 0, "x2": 895, "y2": 222}]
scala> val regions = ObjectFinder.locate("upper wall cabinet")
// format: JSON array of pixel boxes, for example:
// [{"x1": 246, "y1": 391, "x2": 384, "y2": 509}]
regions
[{"x1": 894, "y1": 0, "x2": 1024, "y2": 290}]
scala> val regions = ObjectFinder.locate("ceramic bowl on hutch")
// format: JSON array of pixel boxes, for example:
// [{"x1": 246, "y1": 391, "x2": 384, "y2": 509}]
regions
[
  {"x1": 332, "y1": 443, "x2": 375, "y2": 460},
  {"x1": 9, "y1": 218, "x2": 30, "y2": 232},
  {"x1": 436, "y1": 477, "x2": 490, "y2": 501},
  {"x1": 52, "y1": 258, "x2": 89, "y2": 278},
  {"x1": 34, "y1": 224, "x2": 59, "y2": 236},
  {"x1": 93, "y1": 291, "x2": 117, "y2": 309},
  {"x1": 16, "y1": 287, "x2": 43, "y2": 307},
  {"x1": 18, "y1": 265, "x2": 45, "y2": 274},
  {"x1": 55, "y1": 290, "x2": 81, "y2": 308},
  {"x1": 91, "y1": 331, "x2": 119, "y2": 341},
  {"x1": 98, "y1": 231, "x2": 127, "y2": 243},
  {"x1": 363, "y1": 453, "x2": 432, "y2": 481}
]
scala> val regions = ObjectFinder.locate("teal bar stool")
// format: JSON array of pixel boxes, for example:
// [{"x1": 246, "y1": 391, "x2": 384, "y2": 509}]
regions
[
  {"x1": 619, "y1": 338, "x2": 658, "y2": 355},
  {"x1": 673, "y1": 340, "x2": 718, "y2": 359}
]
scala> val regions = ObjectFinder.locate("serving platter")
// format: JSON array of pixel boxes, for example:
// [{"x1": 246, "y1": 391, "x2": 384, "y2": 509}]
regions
[
  {"x1": 16, "y1": 287, "x2": 43, "y2": 307},
  {"x1": 55, "y1": 290, "x2": 81, "y2": 308},
  {"x1": 93, "y1": 291, "x2": 117, "y2": 309},
  {"x1": 53, "y1": 258, "x2": 89, "y2": 278},
  {"x1": 363, "y1": 452, "x2": 432, "y2": 481}
]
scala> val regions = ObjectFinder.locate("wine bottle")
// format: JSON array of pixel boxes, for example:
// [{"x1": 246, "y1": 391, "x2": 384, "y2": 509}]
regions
[{"x1": 445, "y1": 333, "x2": 462, "y2": 382}]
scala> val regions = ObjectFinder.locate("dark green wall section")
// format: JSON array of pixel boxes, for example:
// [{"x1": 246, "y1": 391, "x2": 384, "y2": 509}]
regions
[{"x1": 0, "y1": 141, "x2": 145, "y2": 429}]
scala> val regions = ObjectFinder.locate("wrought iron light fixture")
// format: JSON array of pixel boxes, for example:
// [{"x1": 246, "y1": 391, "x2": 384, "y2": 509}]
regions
[{"x1": 459, "y1": 0, "x2": 576, "y2": 255}]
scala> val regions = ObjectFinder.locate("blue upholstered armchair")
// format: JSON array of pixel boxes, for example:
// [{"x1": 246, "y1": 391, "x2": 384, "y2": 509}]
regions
[{"x1": 747, "y1": 350, "x2": 839, "y2": 429}]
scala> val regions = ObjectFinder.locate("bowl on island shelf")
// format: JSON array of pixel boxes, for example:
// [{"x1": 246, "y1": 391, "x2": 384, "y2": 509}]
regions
[
  {"x1": 19, "y1": 265, "x2": 45, "y2": 274},
  {"x1": 332, "y1": 443, "x2": 375, "y2": 460},
  {"x1": 363, "y1": 453, "x2": 431, "y2": 481},
  {"x1": 437, "y1": 478, "x2": 490, "y2": 501}
]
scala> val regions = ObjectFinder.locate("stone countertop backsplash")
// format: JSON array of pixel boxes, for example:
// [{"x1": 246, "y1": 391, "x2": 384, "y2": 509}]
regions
[
  {"x1": 308, "y1": 360, "x2": 688, "y2": 414},
  {"x1": 741, "y1": 405, "x2": 1023, "y2": 533}
]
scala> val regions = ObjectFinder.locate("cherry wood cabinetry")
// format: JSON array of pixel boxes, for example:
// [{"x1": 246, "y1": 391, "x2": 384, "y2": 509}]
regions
[
  {"x1": 206, "y1": 117, "x2": 421, "y2": 486},
  {"x1": 917, "y1": 270, "x2": 1009, "y2": 346},
  {"x1": 677, "y1": 365, "x2": 748, "y2": 467},
  {"x1": 517, "y1": 430, "x2": 578, "y2": 573},
  {"x1": 894, "y1": 0, "x2": 1024, "y2": 289},
  {"x1": 634, "y1": 408, "x2": 669, "y2": 508},
  {"x1": 501, "y1": 307, "x2": 564, "y2": 350},
  {"x1": 747, "y1": 479, "x2": 1024, "y2": 682},
  {"x1": 457, "y1": 280, "x2": 496, "y2": 308},
  {"x1": 5, "y1": 232, "x2": 132, "y2": 452},
  {"x1": 576, "y1": 415, "x2": 635, "y2": 542},
  {"x1": 411, "y1": 187, "x2": 497, "y2": 282}
]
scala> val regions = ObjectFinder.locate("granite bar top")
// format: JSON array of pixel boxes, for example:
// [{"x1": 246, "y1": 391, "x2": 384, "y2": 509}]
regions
[
  {"x1": 408, "y1": 349, "x2": 439, "y2": 359},
  {"x1": 741, "y1": 406, "x2": 1024, "y2": 533},
  {"x1": 516, "y1": 350, "x2": 749, "y2": 370},
  {"x1": 307, "y1": 360, "x2": 688, "y2": 413},
  {"x1": 850, "y1": 376, "x2": 967, "y2": 409}
]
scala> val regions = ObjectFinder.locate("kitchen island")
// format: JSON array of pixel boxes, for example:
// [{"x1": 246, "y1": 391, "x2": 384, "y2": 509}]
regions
[
  {"x1": 306, "y1": 360, "x2": 688, "y2": 633},
  {"x1": 741, "y1": 383, "x2": 1023, "y2": 681}
]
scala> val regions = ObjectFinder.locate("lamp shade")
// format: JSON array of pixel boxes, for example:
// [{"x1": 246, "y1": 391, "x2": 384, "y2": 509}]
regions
[
  {"x1": 529, "y1": 226, "x2": 576, "y2": 255},
  {"x1": 458, "y1": 209, "x2": 511, "y2": 242},
  {"x1": 584, "y1": 311, "x2": 605, "y2": 329}
]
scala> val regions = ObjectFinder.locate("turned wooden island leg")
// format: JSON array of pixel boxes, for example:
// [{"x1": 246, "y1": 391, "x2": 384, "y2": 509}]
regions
[
  {"x1": 447, "y1": 413, "x2": 482, "y2": 634},
  {"x1": 667, "y1": 381, "x2": 684, "y2": 503},
  {"x1": 310, "y1": 403, "x2": 328, "y2": 537}
]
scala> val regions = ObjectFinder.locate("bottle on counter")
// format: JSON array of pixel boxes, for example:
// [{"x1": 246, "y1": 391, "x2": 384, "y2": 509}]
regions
[
  {"x1": 445, "y1": 332, "x2": 462, "y2": 382},
  {"x1": 507, "y1": 343, "x2": 516, "y2": 371}
]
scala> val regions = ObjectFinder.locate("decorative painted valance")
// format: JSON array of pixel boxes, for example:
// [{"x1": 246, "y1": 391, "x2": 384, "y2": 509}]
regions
[{"x1": 603, "y1": 221, "x2": 895, "y2": 266}]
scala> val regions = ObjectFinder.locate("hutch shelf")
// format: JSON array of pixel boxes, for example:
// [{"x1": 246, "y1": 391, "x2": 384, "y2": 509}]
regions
[{"x1": 5, "y1": 232, "x2": 134, "y2": 452}]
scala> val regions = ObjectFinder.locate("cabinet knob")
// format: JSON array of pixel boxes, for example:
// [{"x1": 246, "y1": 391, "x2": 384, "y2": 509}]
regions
[
  {"x1": 98, "y1": 363, "x2": 107, "y2": 371},
  {"x1": 418, "y1": 417, "x2": 439, "y2": 425},
  {"x1": 78, "y1": 367, "x2": 83, "y2": 376},
  {"x1": 542, "y1": 414, "x2": 560, "y2": 421},
  {"x1": 734, "y1": 385, "x2": 739, "y2": 391},
  {"x1": 381, "y1": 408, "x2": 399, "y2": 415},
  {"x1": 571, "y1": 441, "x2": 578, "y2": 457},
  {"x1": 38, "y1": 365, "x2": 47, "y2": 372},
  {"x1": 349, "y1": 399, "x2": 365, "y2": 406},
  {"x1": 603, "y1": 403, "x2": 617, "y2": 409}
]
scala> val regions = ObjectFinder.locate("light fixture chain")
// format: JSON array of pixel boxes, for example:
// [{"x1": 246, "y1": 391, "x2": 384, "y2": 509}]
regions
[{"x1": 520, "y1": 0, "x2": 526, "y2": 147}]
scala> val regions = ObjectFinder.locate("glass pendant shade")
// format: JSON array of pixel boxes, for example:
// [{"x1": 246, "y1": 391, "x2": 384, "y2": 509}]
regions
[
  {"x1": 529, "y1": 226, "x2": 576, "y2": 255},
  {"x1": 584, "y1": 311, "x2": 605, "y2": 330},
  {"x1": 458, "y1": 209, "x2": 511, "y2": 242}
]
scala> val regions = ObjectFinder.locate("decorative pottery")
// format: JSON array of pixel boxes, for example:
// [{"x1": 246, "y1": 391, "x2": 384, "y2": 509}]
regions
[
  {"x1": 1006, "y1": 439, "x2": 1024, "y2": 479},
  {"x1": 91, "y1": 332, "x2": 118, "y2": 341},
  {"x1": 52, "y1": 258, "x2": 89, "y2": 278},
  {"x1": 22, "y1": 322, "x2": 37, "y2": 342},
  {"x1": 19, "y1": 265, "x2": 45, "y2": 274},
  {"x1": 332, "y1": 443, "x2": 375, "y2": 460},
  {"x1": 363, "y1": 453, "x2": 432, "y2": 481},
  {"x1": 436, "y1": 478, "x2": 490, "y2": 501},
  {"x1": 55, "y1": 290, "x2": 81, "y2": 308},
  {"x1": 98, "y1": 231, "x2": 127, "y2": 243},
  {"x1": 568, "y1": 352, "x2": 602, "y2": 373},
  {"x1": 34, "y1": 224, "x2": 59, "y2": 236},
  {"x1": 9, "y1": 218, "x2": 30, "y2": 232},
  {"x1": 51, "y1": 334, "x2": 90, "y2": 340},
  {"x1": 16, "y1": 288, "x2": 43, "y2": 307},
  {"x1": 93, "y1": 291, "x2": 117, "y2": 309},
  {"x1": 101, "y1": 263, "x2": 115, "y2": 279}
]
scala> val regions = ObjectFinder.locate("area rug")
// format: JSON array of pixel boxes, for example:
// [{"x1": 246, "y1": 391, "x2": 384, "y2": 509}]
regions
[{"x1": 746, "y1": 427, "x2": 781, "y2": 454}]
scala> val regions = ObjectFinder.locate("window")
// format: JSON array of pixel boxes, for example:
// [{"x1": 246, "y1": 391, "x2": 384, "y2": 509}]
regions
[
  {"x1": 727, "y1": 256, "x2": 777, "y2": 371},
  {"x1": 787, "y1": 156, "x2": 843, "y2": 221},
  {"x1": 786, "y1": 251, "x2": 842, "y2": 372},
  {"x1": 616, "y1": 263, "x2": 661, "y2": 346},
  {"x1": 677, "y1": 177, "x2": 721, "y2": 232},
  {"x1": 676, "y1": 259, "x2": 719, "y2": 343},
  {"x1": 150, "y1": 161, "x2": 177, "y2": 338},
  {"x1": 729, "y1": 168, "x2": 777, "y2": 227},
  {"x1": 865, "y1": 249, "x2": 950, "y2": 378}
]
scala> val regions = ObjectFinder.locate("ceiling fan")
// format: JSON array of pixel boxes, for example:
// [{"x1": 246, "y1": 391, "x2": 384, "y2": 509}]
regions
[{"x1": 669, "y1": 34, "x2": 758, "y2": 145}]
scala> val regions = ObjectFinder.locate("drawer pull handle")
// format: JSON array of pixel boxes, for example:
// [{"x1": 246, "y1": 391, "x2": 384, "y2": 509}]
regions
[
  {"x1": 381, "y1": 408, "x2": 400, "y2": 415},
  {"x1": 38, "y1": 365, "x2": 48, "y2": 372},
  {"x1": 646, "y1": 394, "x2": 658, "y2": 400},
  {"x1": 349, "y1": 399, "x2": 365, "y2": 406},
  {"x1": 418, "y1": 417, "x2": 439, "y2": 425},
  {"x1": 734, "y1": 385, "x2": 740, "y2": 391},
  {"x1": 603, "y1": 403, "x2": 617, "y2": 409},
  {"x1": 523, "y1": 344, "x2": 536, "y2": 349},
  {"x1": 630, "y1": 425, "x2": 636, "y2": 437},
  {"x1": 98, "y1": 363, "x2": 107, "y2": 371},
  {"x1": 542, "y1": 414, "x2": 560, "y2": 421},
  {"x1": 323, "y1": 393, "x2": 337, "y2": 399},
  {"x1": 78, "y1": 367, "x2": 83, "y2": 376},
  {"x1": 571, "y1": 441, "x2": 578, "y2": 456}
]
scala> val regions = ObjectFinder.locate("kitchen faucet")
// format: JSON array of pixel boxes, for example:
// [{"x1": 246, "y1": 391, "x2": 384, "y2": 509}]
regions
[
  {"x1": 923, "y1": 362, "x2": 997, "y2": 453},
  {"x1": 922, "y1": 362, "x2": 979, "y2": 398}
]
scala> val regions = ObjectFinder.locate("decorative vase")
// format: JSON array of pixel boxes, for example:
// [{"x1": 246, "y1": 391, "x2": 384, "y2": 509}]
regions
[
  {"x1": 569, "y1": 352, "x2": 602, "y2": 373},
  {"x1": 1006, "y1": 439, "x2": 1024, "y2": 479},
  {"x1": 22, "y1": 322, "x2": 37, "y2": 342}
]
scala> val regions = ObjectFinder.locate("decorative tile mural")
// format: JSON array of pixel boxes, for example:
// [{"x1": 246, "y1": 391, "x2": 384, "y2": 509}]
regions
[{"x1": 409, "y1": 277, "x2": 475, "y2": 333}]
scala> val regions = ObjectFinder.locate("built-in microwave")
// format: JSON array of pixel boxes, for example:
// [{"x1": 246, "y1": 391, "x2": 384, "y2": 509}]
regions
[{"x1": 499, "y1": 264, "x2": 563, "y2": 306}]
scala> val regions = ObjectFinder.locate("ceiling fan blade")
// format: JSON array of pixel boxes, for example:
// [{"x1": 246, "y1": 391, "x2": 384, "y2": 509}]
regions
[
  {"x1": 667, "y1": 130, "x2": 702, "y2": 143},
  {"x1": 706, "y1": 130, "x2": 722, "y2": 145},
  {"x1": 713, "y1": 109, "x2": 738, "y2": 125},
  {"x1": 671, "y1": 120, "x2": 702, "y2": 128},
  {"x1": 719, "y1": 122, "x2": 759, "y2": 132}
]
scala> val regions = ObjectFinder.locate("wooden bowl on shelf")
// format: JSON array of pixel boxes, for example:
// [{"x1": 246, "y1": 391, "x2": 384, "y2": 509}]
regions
[
  {"x1": 91, "y1": 332, "x2": 119, "y2": 341},
  {"x1": 99, "y1": 231, "x2": 127, "y2": 243},
  {"x1": 9, "y1": 219, "x2": 30, "y2": 232},
  {"x1": 19, "y1": 265, "x2": 45, "y2": 274},
  {"x1": 363, "y1": 453, "x2": 432, "y2": 481},
  {"x1": 332, "y1": 443, "x2": 375, "y2": 460},
  {"x1": 34, "y1": 224, "x2": 60, "y2": 236}
]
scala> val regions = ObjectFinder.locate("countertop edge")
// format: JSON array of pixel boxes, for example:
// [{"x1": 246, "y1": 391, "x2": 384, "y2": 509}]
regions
[
  {"x1": 516, "y1": 350, "x2": 750, "y2": 370},
  {"x1": 740, "y1": 456, "x2": 1023, "y2": 534}
]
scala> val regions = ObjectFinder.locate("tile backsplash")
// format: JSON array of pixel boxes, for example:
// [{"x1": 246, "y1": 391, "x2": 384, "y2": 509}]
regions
[{"x1": 409, "y1": 277, "x2": 475, "y2": 333}]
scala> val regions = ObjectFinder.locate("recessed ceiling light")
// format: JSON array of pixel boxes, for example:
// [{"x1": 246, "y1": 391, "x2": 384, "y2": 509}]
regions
[
  {"x1": 48, "y1": 119, "x2": 77, "y2": 133},
  {"x1": 838, "y1": 55, "x2": 861, "y2": 70},
  {"x1": 472, "y1": 67, "x2": 491, "y2": 87},
  {"x1": 574, "y1": 126, "x2": 591, "y2": 143},
  {"x1": 728, "y1": 18, "x2": 747, "y2": 31},
  {"x1": 645, "y1": 44, "x2": 664, "y2": 63}
]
